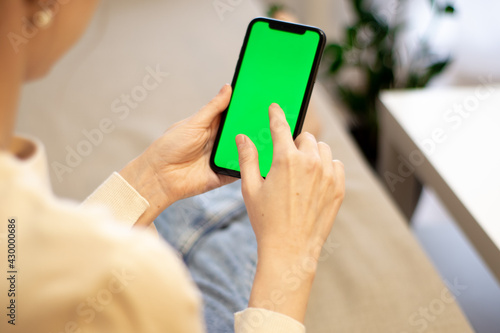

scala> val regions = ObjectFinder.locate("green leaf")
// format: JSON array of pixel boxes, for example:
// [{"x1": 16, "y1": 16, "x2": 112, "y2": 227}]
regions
[
  {"x1": 353, "y1": 0, "x2": 367, "y2": 17},
  {"x1": 370, "y1": 20, "x2": 389, "y2": 46},
  {"x1": 406, "y1": 58, "x2": 451, "y2": 88},
  {"x1": 424, "y1": 58, "x2": 451, "y2": 82},
  {"x1": 436, "y1": 4, "x2": 455, "y2": 15},
  {"x1": 337, "y1": 86, "x2": 369, "y2": 116},
  {"x1": 324, "y1": 44, "x2": 344, "y2": 74},
  {"x1": 267, "y1": 4, "x2": 285, "y2": 18},
  {"x1": 444, "y1": 5, "x2": 455, "y2": 14},
  {"x1": 359, "y1": 12, "x2": 378, "y2": 26},
  {"x1": 346, "y1": 26, "x2": 357, "y2": 49},
  {"x1": 430, "y1": 58, "x2": 450, "y2": 72},
  {"x1": 406, "y1": 73, "x2": 421, "y2": 89}
]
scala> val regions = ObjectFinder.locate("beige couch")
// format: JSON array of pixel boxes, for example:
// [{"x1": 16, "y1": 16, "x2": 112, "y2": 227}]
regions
[{"x1": 17, "y1": 0, "x2": 474, "y2": 332}]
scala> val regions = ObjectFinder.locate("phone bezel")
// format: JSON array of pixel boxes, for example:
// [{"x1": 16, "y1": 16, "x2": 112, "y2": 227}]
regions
[{"x1": 210, "y1": 17, "x2": 326, "y2": 178}]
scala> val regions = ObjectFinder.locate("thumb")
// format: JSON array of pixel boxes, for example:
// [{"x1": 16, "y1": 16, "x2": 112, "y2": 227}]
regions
[
  {"x1": 195, "y1": 84, "x2": 232, "y2": 126},
  {"x1": 236, "y1": 134, "x2": 262, "y2": 192}
]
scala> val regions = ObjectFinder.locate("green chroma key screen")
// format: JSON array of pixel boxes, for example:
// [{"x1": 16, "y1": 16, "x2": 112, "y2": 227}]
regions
[{"x1": 212, "y1": 18, "x2": 323, "y2": 177}]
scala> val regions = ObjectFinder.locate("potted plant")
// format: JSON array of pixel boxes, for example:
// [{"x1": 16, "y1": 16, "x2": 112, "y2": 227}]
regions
[{"x1": 321, "y1": 0, "x2": 455, "y2": 167}]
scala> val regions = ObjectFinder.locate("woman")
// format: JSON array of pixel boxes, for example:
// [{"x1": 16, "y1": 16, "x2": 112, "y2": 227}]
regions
[{"x1": 0, "y1": 1, "x2": 345, "y2": 332}]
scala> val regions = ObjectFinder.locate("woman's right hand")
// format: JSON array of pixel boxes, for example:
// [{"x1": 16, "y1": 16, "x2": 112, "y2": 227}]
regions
[{"x1": 235, "y1": 103, "x2": 345, "y2": 324}]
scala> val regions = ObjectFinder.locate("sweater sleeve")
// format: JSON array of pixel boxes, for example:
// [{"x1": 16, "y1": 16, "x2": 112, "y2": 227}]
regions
[
  {"x1": 235, "y1": 308, "x2": 306, "y2": 333},
  {"x1": 81, "y1": 172, "x2": 149, "y2": 227}
]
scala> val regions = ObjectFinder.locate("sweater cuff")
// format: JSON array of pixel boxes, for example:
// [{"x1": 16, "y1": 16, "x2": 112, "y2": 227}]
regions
[
  {"x1": 82, "y1": 172, "x2": 149, "y2": 227},
  {"x1": 235, "y1": 308, "x2": 305, "y2": 333}
]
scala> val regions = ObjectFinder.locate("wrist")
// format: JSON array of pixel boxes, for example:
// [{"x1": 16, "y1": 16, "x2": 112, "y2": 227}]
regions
[
  {"x1": 257, "y1": 237, "x2": 325, "y2": 265},
  {"x1": 257, "y1": 248, "x2": 318, "y2": 282},
  {"x1": 119, "y1": 155, "x2": 174, "y2": 226},
  {"x1": 249, "y1": 251, "x2": 316, "y2": 323}
]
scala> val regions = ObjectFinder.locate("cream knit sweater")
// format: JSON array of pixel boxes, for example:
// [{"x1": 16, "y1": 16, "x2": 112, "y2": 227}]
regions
[{"x1": 0, "y1": 137, "x2": 304, "y2": 333}]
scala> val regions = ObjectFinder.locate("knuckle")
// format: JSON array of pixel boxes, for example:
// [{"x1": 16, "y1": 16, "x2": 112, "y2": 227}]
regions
[
  {"x1": 303, "y1": 131, "x2": 317, "y2": 141},
  {"x1": 317, "y1": 140, "x2": 328, "y2": 147},
  {"x1": 297, "y1": 131, "x2": 316, "y2": 143},
  {"x1": 318, "y1": 141, "x2": 331, "y2": 151},
  {"x1": 295, "y1": 132, "x2": 306, "y2": 141},
  {"x1": 332, "y1": 160, "x2": 345, "y2": 172},
  {"x1": 325, "y1": 176, "x2": 344, "y2": 200},
  {"x1": 324, "y1": 169, "x2": 335, "y2": 185},
  {"x1": 304, "y1": 155, "x2": 322, "y2": 172},
  {"x1": 332, "y1": 161, "x2": 346, "y2": 201},
  {"x1": 276, "y1": 149, "x2": 295, "y2": 164},
  {"x1": 271, "y1": 117, "x2": 290, "y2": 132},
  {"x1": 335, "y1": 186, "x2": 346, "y2": 202}
]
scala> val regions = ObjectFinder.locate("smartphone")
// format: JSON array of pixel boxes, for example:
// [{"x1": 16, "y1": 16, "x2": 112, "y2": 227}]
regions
[{"x1": 210, "y1": 17, "x2": 326, "y2": 178}]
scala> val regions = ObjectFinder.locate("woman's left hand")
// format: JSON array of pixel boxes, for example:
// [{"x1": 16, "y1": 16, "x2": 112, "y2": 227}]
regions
[{"x1": 120, "y1": 84, "x2": 235, "y2": 227}]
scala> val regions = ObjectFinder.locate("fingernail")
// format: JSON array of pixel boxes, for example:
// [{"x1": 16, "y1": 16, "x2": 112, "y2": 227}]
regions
[
  {"x1": 219, "y1": 84, "x2": 230, "y2": 94},
  {"x1": 270, "y1": 103, "x2": 283, "y2": 114},
  {"x1": 235, "y1": 134, "x2": 246, "y2": 146}
]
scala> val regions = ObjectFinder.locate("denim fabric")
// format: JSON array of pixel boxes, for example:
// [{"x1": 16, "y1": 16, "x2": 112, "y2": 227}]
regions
[{"x1": 154, "y1": 181, "x2": 258, "y2": 333}]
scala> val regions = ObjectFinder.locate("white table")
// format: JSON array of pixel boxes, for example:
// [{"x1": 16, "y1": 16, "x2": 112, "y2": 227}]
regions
[{"x1": 378, "y1": 86, "x2": 500, "y2": 281}]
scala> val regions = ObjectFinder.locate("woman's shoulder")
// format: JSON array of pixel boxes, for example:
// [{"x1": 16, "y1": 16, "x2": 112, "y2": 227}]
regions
[{"x1": 0, "y1": 156, "x2": 204, "y2": 332}]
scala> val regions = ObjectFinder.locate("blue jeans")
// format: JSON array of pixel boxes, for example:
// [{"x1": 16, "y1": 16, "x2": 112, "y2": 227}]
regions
[{"x1": 154, "y1": 181, "x2": 257, "y2": 333}]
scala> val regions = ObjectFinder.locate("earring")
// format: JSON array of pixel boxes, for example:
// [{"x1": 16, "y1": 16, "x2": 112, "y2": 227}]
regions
[{"x1": 32, "y1": 9, "x2": 54, "y2": 29}]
